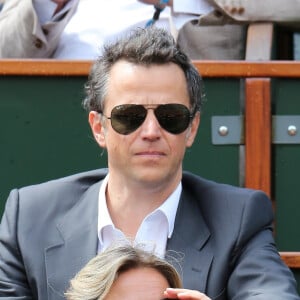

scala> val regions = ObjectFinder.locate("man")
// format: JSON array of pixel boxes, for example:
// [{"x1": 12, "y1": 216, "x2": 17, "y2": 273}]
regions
[
  {"x1": 1, "y1": 0, "x2": 300, "y2": 59},
  {"x1": 0, "y1": 27, "x2": 299, "y2": 299},
  {"x1": 140, "y1": 0, "x2": 300, "y2": 59}
]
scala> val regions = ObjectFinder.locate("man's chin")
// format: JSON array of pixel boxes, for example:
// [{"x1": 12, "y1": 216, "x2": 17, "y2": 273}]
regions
[{"x1": 133, "y1": 169, "x2": 173, "y2": 187}]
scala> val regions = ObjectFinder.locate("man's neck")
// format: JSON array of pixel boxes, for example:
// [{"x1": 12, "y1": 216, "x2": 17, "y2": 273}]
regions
[{"x1": 105, "y1": 175, "x2": 181, "y2": 238}]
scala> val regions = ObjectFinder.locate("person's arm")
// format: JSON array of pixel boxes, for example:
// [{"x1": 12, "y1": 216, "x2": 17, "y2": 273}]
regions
[
  {"x1": 210, "y1": 0, "x2": 300, "y2": 24},
  {"x1": 0, "y1": 190, "x2": 34, "y2": 298},
  {"x1": 0, "y1": 0, "x2": 79, "y2": 58},
  {"x1": 228, "y1": 191, "x2": 300, "y2": 299}
]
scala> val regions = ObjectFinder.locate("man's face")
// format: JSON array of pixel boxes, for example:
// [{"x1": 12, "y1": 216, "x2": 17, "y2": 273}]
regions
[{"x1": 89, "y1": 60, "x2": 200, "y2": 188}]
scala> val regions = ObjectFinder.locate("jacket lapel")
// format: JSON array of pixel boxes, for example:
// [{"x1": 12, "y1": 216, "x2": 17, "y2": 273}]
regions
[
  {"x1": 44, "y1": 173, "x2": 213, "y2": 296},
  {"x1": 166, "y1": 188, "x2": 213, "y2": 292},
  {"x1": 45, "y1": 181, "x2": 101, "y2": 299}
]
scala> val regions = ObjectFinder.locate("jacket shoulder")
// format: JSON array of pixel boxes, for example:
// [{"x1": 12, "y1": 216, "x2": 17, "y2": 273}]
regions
[
  {"x1": 19, "y1": 168, "x2": 107, "y2": 193},
  {"x1": 182, "y1": 171, "x2": 273, "y2": 220},
  {"x1": 6, "y1": 168, "x2": 107, "y2": 218}
]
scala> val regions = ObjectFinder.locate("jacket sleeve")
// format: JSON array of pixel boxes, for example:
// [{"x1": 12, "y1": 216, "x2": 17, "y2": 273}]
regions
[
  {"x1": 207, "y1": 0, "x2": 300, "y2": 26},
  {"x1": 0, "y1": 189, "x2": 34, "y2": 298},
  {"x1": 227, "y1": 191, "x2": 300, "y2": 299},
  {"x1": 0, "y1": 0, "x2": 79, "y2": 58}
]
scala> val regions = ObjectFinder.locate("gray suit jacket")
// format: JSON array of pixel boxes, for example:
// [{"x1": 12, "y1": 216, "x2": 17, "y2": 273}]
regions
[
  {"x1": 206, "y1": 0, "x2": 300, "y2": 24},
  {"x1": 0, "y1": 169, "x2": 299, "y2": 299},
  {"x1": 178, "y1": 0, "x2": 300, "y2": 59}
]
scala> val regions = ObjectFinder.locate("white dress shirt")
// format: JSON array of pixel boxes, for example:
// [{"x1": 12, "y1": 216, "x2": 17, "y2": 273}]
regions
[
  {"x1": 33, "y1": 0, "x2": 214, "y2": 59},
  {"x1": 97, "y1": 174, "x2": 182, "y2": 258},
  {"x1": 54, "y1": 0, "x2": 171, "y2": 59}
]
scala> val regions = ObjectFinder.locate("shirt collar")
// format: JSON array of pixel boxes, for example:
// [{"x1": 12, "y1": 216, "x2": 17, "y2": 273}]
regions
[
  {"x1": 97, "y1": 173, "x2": 182, "y2": 243},
  {"x1": 152, "y1": 181, "x2": 182, "y2": 238},
  {"x1": 97, "y1": 174, "x2": 114, "y2": 245}
]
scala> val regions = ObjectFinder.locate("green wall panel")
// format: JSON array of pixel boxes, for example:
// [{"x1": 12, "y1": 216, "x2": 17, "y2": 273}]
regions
[
  {"x1": 0, "y1": 76, "x2": 241, "y2": 215},
  {"x1": 187, "y1": 78, "x2": 240, "y2": 186},
  {"x1": 272, "y1": 78, "x2": 300, "y2": 251},
  {"x1": 1, "y1": 74, "x2": 299, "y2": 290},
  {"x1": 272, "y1": 79, "x2": 300, "y2": 292},
  {"x1": 0, "y1": 76, "x2": 101, "y2": 213}
]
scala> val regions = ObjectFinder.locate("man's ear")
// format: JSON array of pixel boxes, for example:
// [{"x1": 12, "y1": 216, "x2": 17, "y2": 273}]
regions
[
  {"x1": 186, "y1": 112, "x2": 200, "y2": 148},
  {"x1": 88, "y1": 111, "x2": 106, "y2": 148}
]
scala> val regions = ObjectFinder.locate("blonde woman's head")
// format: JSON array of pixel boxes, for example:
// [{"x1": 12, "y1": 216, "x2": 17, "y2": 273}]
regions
[{"x1": 65, "y1": 244, "x2": 182, "y2": 300}]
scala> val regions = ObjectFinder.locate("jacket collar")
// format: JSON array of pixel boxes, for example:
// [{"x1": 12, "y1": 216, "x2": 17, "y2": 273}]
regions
[
  {"x1": 45, "y1": 180, "x2": 101, "y2": 299},
  {"x1": 44, "y1": 171, "x2": 213, "y2": 297},
  {"x1": 167, "y1": 185, "x2": 212, "y2": 292}
]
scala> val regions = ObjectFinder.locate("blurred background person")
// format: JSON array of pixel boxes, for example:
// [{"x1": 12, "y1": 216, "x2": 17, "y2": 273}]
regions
[
  {"x1": 0, "y1": 0, "x2": 171, "y2": 58},
  {"x1": 1, "y1": 0, "x2": 300, "y2": 59},
  {"x1": 141, "y1": 0, "x2": 300, "y2": 60}
]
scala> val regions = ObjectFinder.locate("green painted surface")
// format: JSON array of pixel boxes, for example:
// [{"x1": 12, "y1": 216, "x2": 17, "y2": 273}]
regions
[
  {"x1": 271, "y1": 78, "x2": 300, "y2": 294},
  {"x1": 272, "y1": 78, "x2": 300, "y2": 250},
  {"x1": 0, "y1": 76, "x2": 101, "y2": 213},
  {"x1": 1, "y1": 74, "x2": 299, "y2": 290},
  {"x1": 184, "y1": 78, "x2": 241, "y2": 186},
  {"x1": 0, "y1": 76, "x2": 241, "y2": 214}
]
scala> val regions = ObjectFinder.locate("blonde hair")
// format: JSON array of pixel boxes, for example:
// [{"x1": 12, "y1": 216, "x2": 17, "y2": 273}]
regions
[{"x1": 65, "y1": 244, "x2": 182, "y2": 300}]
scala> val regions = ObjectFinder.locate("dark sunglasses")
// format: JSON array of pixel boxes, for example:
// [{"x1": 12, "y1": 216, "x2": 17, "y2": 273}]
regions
[{"x1": 100, "y1": 104, "x2": 193, "y2": 135}]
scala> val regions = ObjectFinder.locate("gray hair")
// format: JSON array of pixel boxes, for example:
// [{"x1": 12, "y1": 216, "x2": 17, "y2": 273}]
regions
[
  {"x1": 65, "y1": 244, "x2": 182, "y2": 300},
  {"x1": 83, "y1": 26, "x2": 204, "y2": 116}
]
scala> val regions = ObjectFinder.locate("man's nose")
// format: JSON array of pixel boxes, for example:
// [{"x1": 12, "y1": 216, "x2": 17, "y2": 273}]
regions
[{"x1": 139, "y1": 109, "x2": 162, "y2": 139}]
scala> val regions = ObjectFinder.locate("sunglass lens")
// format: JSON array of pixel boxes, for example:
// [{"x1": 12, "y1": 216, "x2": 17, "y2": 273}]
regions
[
  {"x1": 111, "y1": 105, "x2": 146, "y2": 135},
  {"x1": 155, "y1": 104, "x2": 191, "y2": 134}
]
